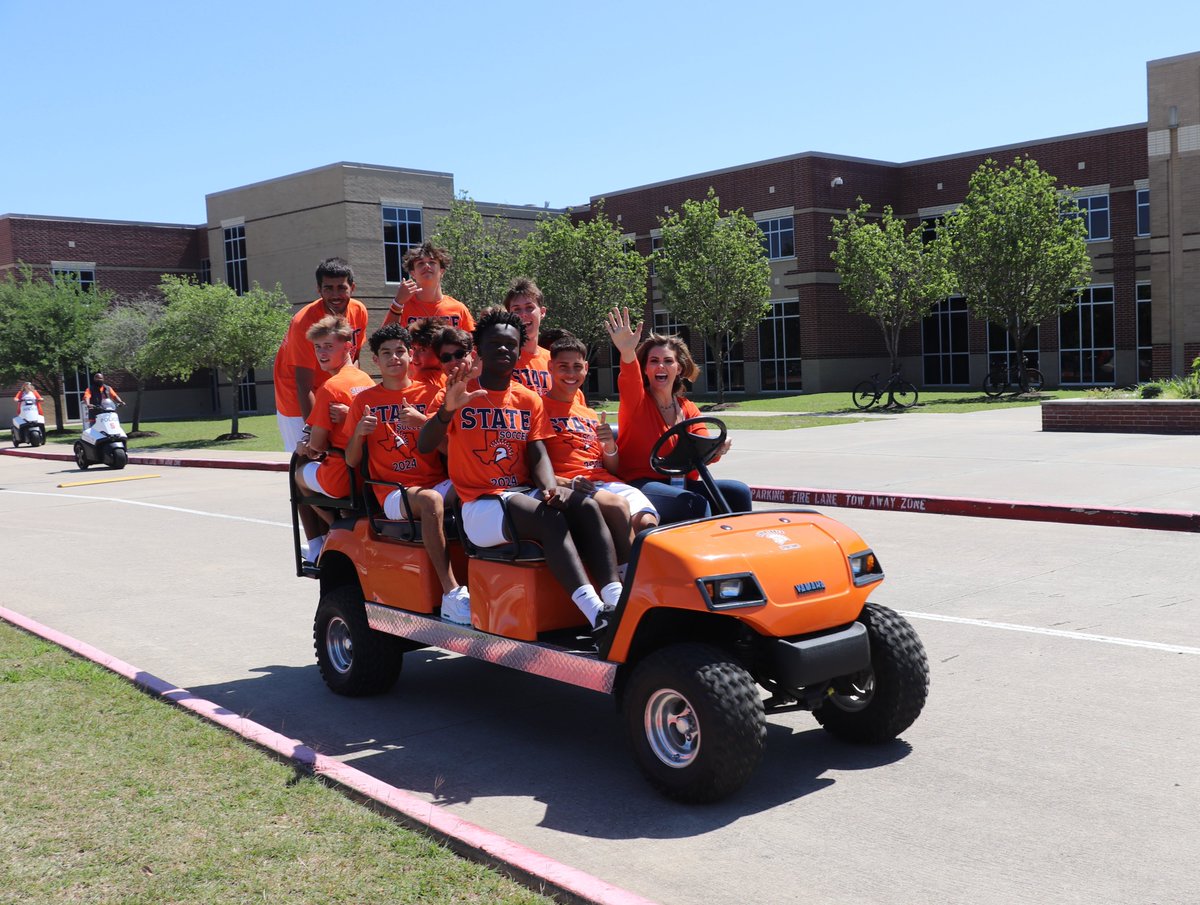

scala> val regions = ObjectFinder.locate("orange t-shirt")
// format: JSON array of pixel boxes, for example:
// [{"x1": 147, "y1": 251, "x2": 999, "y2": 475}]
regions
[
  {"x1": 615, "y1": 357, "x2": 703, "y2": 483},
  {"x1": 542, "y1": 395, "x2": 617, "y2": 483},
  {"x1": 400, "y1": 295, "x2": 475, "y2": 332},
  {"x1": 273, "y1": 298, "x2": 369, "y2": 417},
  {"x1": 349, "y1": 381, "x2": 447, "y2": 505},
  {"x1": 435, "y1": 380, "x2": 553, "y2": 503},
  {"x1": 15, "y1": 389, "x2": 44, "y2": 415},
  {"x1": 306, "y1": 365, "x2": 375, "y2": 497},
  {"x1": 512, "y1": 346, "x2": 552, "y2": 397}
]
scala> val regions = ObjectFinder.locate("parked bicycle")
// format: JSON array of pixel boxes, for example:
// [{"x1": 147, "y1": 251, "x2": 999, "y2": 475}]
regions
[
  {"x1": 982, "y1": 356, "x2": 1044, "y2": 397},
  {"x1": 852, "y1": 370, "x2": 919, "y2": 410}
]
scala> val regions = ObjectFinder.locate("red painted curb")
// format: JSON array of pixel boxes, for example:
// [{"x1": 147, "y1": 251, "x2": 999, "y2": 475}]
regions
[
  {"x1": 749, "y1": 485, "x2": 1200, "y2": 533},
  {"x1": 0, "y1": 605, "x2": 660, "y2": 905},
  {"x1": 1, "y1": 447, "x2": 288, "y2": 472}
]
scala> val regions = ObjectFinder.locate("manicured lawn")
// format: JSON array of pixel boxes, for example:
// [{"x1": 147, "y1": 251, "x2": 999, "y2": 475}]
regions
[{"x1": 0, "y1": 621, "x2": 552, "y2": 905}]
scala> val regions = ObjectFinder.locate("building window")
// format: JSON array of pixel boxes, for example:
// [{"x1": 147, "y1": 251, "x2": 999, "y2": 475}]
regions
[
  {"x1": 1076, "y1": 194, "x2": 1110, "y2": 241},
  {"x1": 238, "y1": 368, "x2": 258, "y2": 413},
  {"x1": 758, "y1": 216, "x2": 795, "y2": 260},
  {"x1": 52, "y1": 263, "x2": 97, "y2": 291},
  {"x1": 383, "y1": 206, "x2": 423, "y2": 283},
  {"x1": 986, "y1": 322, "x2": 1041, "y2": 371},
  {"x1": 1059, "y1": 286, "x2": 1115, "y2": 385},
  {"x1": 921, "y1": 297, "x2": 969, "y2": 385},
  {"x1": 200, "y1": 258, "x2": 212, "y2": 284},
  {"x1": 704, "y1": 333, "x2": 745, "y2": 393},
  {"x1": 758, "y1": 299, "x2": 802, "y2": 392},
  {"x1": 224, "y1": 224, "x2": 248, "y2": 294},
  {"x1": 649, "y1": 235, "x2": 661, "y2": 278},
  {"x1": 63, "y1": 367, "x2": 91, "y2": 421},
  {"x1": 1136, "y1": 188, "x2": 1150, "y2": 237},
  {"x1": 1136, "y1": 282, "x2": 1152, "y2": 382}
]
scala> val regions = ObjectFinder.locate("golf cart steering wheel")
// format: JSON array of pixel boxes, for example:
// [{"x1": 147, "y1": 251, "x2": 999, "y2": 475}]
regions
[{"x1": 649, "y1": 416, "x2": 728, "y2": 476}]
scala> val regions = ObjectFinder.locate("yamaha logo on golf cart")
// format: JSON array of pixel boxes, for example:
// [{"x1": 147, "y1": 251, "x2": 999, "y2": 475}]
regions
[{"x1": 794, "y1": 580, "x2": 826, "y2": 596}]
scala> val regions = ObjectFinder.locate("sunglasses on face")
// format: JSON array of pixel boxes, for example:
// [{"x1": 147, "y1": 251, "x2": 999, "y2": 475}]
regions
[{"x1": 439, "y1": 349, "x2": 468, "y2": 363}]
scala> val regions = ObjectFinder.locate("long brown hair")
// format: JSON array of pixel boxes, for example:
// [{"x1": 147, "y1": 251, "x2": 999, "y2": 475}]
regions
[{"x1": 635, "y1": 333, "x2": 699, "y2": 397}]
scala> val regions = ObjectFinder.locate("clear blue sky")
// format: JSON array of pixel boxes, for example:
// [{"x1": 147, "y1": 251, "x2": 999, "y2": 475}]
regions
[{"x1": 2, "y1": 0, "x2": 1198, "y2": 225}]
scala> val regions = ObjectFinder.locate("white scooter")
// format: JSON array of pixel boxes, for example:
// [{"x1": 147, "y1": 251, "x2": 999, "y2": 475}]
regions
[
  {"x1": 11, "y1": 395, "x2": 46, "y2": 447},
  {"x1": 74, "y1": 398, "x2": 128, "y2": 470}
]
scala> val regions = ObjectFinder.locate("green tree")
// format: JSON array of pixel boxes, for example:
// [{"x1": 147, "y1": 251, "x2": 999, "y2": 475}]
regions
[
  {"x1": 89, "y1": 295, "x2": 167, "y2": 434},
  {"x1": 149, "y1": 277, "x2": 292, "y2": 438},
  {"x1": 829, "y1": 201, "x2": 955, "y2": 375},
  {"x1": 430, "y1": 194, "x2": 522, "y2": 313},
  {"x1": 653, "y1": 189, "x2": 771, "y2": 402},
  {"x1": 517, "y1": 201, "x2": 648, "y2": 355},
  {"x1": 943, "y1": 157, "x2": 1092, "y2": 365},
  {"x1": 0, "y1": 265, "x2": 109, "y2": 432}
]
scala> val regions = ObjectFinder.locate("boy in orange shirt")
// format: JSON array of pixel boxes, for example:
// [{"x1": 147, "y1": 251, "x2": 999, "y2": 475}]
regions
[
  {"x1": 273, "y1": 257, "x2": 369, "y2": 452},
  {"x1": 346, "y1": 323, "x2": 470, "y2": 622},
  {"x1": 418, "y1": 308, "x2": 623, "y2": 639},
  {"x1": 293, "y1": 315, "x2": 375, "y2": 562},
  {"x1": 503, "y1": 277, "x2": 553, "y2": 396},
  {"x1": 542, "y1": 334, "x2": 658, "y2": 573},
  {"x1": 384, "y1": 241, "x2": 475, "y2": 332}
]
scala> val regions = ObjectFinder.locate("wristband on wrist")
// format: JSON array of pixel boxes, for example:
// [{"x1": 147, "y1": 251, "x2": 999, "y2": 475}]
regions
[
  {"x1": 602, "y1": 445, "x2": 617, "y2": 455},
  {"x1": 389, "y1": 301, "x2": 404, "y2": 314}
]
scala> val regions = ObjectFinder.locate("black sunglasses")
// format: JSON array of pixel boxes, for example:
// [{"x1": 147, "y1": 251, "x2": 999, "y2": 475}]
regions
[{"x1": 439, "y1": 349, "x2": 468, "y2": 363}]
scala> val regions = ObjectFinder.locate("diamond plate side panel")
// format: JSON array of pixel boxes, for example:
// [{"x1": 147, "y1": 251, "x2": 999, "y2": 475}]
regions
[{"x1": 366, "y1": 603, "x2": 616, "y2": 694}]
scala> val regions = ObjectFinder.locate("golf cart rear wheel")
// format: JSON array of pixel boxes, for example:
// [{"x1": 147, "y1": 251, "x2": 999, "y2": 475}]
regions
[
  {"x1": 106, "y1": 447, "x2": 127, "y2": 470},
  {"x1": 74, "y1": 441, "x2": 90, "y2": 470},
  {"x1": 623, "y1": 643, "x2": 765, "y2": 803},
  {"x1": 814, "y1": 603, "x2": 929, "y2": 743},
  {"x1": 314, "y1": 584, "x2": 403, "y2": 697}
]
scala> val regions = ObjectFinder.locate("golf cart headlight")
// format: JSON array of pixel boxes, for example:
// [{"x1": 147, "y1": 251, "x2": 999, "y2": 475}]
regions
[
  {"x1": 849, "y1": 550, "x2": 883, "y2": 586},
  {"x1": 697, "y1": 573, "x2": 766, "y2": 610}
]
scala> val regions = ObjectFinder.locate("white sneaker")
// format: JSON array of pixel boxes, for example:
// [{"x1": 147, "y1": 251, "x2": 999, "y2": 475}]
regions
[{"x1": 440, "y1": 585, "x2": 471, "y2": 625}]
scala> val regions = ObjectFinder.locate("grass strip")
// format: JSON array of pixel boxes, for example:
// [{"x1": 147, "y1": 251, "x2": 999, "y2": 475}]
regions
[{"x1": 0, "y1": 621, "x2": 552, "y2": 905}]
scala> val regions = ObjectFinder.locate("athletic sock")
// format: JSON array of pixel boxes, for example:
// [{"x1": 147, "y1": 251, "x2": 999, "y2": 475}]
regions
[
  {"x1": 571, "y1": 585, "x2": 605, "y2": 626},
  {"x1": 600, "y1": 582, "x2": 623, "y2": 610}
]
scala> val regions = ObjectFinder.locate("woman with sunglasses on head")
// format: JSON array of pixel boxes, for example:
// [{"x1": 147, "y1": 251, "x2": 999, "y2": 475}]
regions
[{"x1": 604, "y1": 306, "x2": 752, "y2": 525}]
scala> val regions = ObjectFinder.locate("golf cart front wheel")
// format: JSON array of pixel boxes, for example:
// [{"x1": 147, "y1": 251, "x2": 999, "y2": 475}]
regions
[
  {"x1": 814, "y1": 603, "x2": 929, "y2": 743},
  {"x1": 622, "y1": 643, "x2": 765, "y2": 803},
  {"x1": 74, "y1": 442, "x2": 90, "y2": 470}
]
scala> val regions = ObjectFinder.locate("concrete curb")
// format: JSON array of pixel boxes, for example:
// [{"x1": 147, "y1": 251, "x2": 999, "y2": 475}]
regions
[
  {"x1": 6, "y1": 448, "x2": 1198, "y2": 532},
  {"x1": 0, "y1": 604, "x2": 660, "y2": 905},
  {"x1": 749, "y1": 485, "x2": 1200, "y2": 533}
]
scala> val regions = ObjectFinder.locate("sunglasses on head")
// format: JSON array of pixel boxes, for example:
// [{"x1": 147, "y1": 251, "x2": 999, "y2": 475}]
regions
[{"x1": 439, "y1": 349, "x2": 468, "y2": 363}]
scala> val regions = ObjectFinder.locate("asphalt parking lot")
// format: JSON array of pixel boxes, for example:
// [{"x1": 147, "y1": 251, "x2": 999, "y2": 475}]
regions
[{"x1": 3, "y1": 408, "x2": 1198, "y2": 905}]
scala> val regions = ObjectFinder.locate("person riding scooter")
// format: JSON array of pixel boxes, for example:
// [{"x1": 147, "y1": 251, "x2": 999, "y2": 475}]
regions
[
  {"x1": 11, "y1": 381, "x2": 46, "y2": 447},
  {"x1": 74, "y1": 375, "x2": 128, "y2": 469},
  {"x1": 83, "y1": 373, "x2": 123, "y2": 424}
]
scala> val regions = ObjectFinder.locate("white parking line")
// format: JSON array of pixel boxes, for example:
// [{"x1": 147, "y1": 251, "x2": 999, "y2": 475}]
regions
[
  {"x1": 901, "y1": 610, "x2": 1200, "y2": 656},
  {"x1": 0, "y1": 489, "x2": 290, "y2": 528}
]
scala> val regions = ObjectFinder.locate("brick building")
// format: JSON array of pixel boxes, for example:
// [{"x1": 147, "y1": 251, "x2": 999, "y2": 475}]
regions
[{"x1": 4, "y1": 50, "x2": 1199, "y2": 415}]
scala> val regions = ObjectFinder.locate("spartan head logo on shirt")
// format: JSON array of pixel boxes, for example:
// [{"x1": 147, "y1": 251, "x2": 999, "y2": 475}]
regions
[{"x1": 473, "y1": 431, "x2": 517, "y2": 473}]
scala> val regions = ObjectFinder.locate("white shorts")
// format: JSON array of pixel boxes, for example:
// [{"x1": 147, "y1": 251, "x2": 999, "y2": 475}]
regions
[
  {"x1": 591, "y1": 481, "x2": 657, "y2": 517},
  {"x1": 383, "y1": 478, "x2": 453, "y2": 520},
  {"x1": 278, "y1": 414, "x2": 307, "y2": 452},
  {"x1": 461, "y1": 488, "x2": 541, "y2": 547},
  {"x1": 299, "y1": 460, "x2": 337, "y2": 498}
]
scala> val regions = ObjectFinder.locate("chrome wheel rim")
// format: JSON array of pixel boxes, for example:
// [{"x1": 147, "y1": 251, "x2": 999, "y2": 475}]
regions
[
  {"x1": 326, "y1": 616, "x2": 354, "y2": 674},
  {"x1": 829, "y1": 672, "x2": 876, "y2": 712},
  {"x1": 645, "y1": 688, "x2": 699, "y2": 769}
]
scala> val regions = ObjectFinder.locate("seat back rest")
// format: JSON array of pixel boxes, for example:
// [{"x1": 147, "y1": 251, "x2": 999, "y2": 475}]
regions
[{"x1": 454, "y1": 495, "x2": 545, "y2": 563}]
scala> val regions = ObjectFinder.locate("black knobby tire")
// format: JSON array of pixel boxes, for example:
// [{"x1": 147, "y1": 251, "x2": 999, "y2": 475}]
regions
[
  {"x1": 851, "y1": 381, "x2": 879, "y2": 410},
  {"x1": 982, "y1": 372, "x2": 1006, "y2": 398},
  {"x1": 814, "y1": 603, "x2": 929, "y2": 743},
  {"x1": 106, "y1": 447, "x2": 128, "y2": 470},
  {"x1": 314, "y1": 584, "x2": 404, "y2": 697},
  {"x1": 622, "y1": 643, "x2": 766, "y2": 803},
  {"x1": 889, "y1": 381, "x2": 919, "y2": 410},
  {"x1": 74, "y1": 442, "x2": 90, "y2": 470}
]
